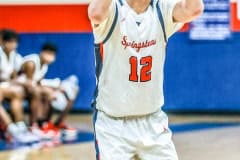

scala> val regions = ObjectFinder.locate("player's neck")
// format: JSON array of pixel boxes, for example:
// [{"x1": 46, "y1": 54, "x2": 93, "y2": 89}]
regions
[
  {"x1": 40, "y1": 55, "x2": 45, "y2": 66},
  {"x1": 3, "y1": 48, "x2": 11, "y2": 58},
  {"x1": 126, "y1": 0, "x2": 151, "y2": 14}
]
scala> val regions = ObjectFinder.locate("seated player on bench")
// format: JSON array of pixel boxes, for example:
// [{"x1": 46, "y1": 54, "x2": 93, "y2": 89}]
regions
[
  {"x1": 40, "y1": 75, "x2": 79, "y2": 141},
  {"x1": 18, "y1": 43, "x2": 60, "y2": 140},
  {"x1": 0, "y1": 29, "x2": 38, "y2": 143}
]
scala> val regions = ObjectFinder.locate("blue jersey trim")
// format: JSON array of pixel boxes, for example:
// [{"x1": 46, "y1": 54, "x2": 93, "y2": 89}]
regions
[
  {"x1": 93, "y1": 109, "x2": 100, "y2": 160},
  {"x1": 118, "y1": 0, "x2": 123, "y2": 6},
  {"x1": 156, "y1": 0, "x2": 167, "y2": 43},
  {"x1": 94, "y1": 4, "x2": 119, "y2": 46}
]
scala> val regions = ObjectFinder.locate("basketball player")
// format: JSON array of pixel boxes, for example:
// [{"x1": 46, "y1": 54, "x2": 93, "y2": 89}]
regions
[
  {"x1": 0, "y1": 29, "x2": 24, "y2": 125},
  {"x1": 88, "y1": 0, "x2": 204, "y2": 159},
  {"x1": 39, "y1": 75, "x2": 79, "y2": 141},
  {"x1": 0, "y1": 29, "x2": 38, "y2": 143},
  {"x1": 18, "y1": 43, "x2": 59, "y2": 139},
  {"x1": 18, "y1": 43, "x2": 57, "y2": 125}
]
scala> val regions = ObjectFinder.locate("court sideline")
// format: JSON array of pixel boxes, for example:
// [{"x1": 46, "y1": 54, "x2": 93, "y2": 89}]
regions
[{"x1": 0, "y1": 113, "x2": 240, "y2": 160}]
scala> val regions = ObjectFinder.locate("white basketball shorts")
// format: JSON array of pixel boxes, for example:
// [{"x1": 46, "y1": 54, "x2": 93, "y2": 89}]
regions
[{"x1": 93, "y1": 109, "x2": 178, "y2": 160}]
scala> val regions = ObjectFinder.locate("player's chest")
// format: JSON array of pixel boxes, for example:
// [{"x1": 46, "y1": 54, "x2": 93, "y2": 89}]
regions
[
  {"x1": 118, "y1": 7, "x2": 160, "y2": 39},
  {"x1": 116, "y1": 8, "x2": 162, "y2": 55},
  {"x1": 0, "y1": 53, "x2": 15, "y2": 67}
]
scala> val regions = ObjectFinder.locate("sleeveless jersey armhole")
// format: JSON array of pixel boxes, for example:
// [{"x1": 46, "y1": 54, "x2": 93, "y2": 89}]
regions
[
  {"x1": 156, "y1": 0, "x2": 167, "y2": 44},
  {"x1": 94, "y1": 4, "x2": 119, "y2": 46}
]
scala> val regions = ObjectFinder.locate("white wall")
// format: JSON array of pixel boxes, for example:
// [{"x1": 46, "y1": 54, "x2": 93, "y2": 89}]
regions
[
  {"x1": 238, "y1": 0, "x2": 240, "y2": 19},
  {"x1": 0, "y1": 0, "x2": 91, "y2": 5}
]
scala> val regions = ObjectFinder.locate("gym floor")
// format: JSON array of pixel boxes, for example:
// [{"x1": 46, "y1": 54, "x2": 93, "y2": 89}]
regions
[{"x1": 0, "y1": 113, "x2": 240, "y2": 160}]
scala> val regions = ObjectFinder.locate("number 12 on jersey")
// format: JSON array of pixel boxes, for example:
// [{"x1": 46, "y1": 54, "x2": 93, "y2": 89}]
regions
[{"x1": 129, "y1": 56, "x2": 152, "y2": 82}]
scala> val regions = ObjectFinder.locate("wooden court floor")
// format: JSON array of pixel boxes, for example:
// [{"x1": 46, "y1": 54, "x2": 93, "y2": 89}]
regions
[{"x1": 0, "y1": 113, "x2": 240, "y2": 160}]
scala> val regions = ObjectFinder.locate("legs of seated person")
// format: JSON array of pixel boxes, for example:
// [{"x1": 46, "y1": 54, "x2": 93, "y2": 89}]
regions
[
  {"x1": 0, "y1": 105, "x2": 12, "y2": 127},
  {"x1": 40, "y1": 86, "x2": 55, "y2": 123},
  {"x1": 0, "y1": 95, "x2": 28, "y2": 140},
  {"x1": 41, "y1": 86, "x2": 56, "y2": 99},
  {"x1": 0, "y1": 84, "x2": 25, "y2": 122},
  {"x1": 0, "y1": 84, "x2": 31, "y2": 135},
  {"x1": 0, "y1": 106, "x2": 18, "y2": 138},
  {"x1": 29, "y1": 86, "x2": 74, "y2": 130},
  {"x1": 29, "y1": 86, "x2": 55, "y2": 126},
  {"x1": 29, "y1": 86, "x2": 44, "y2": 126},
  {"x1": 54, "y1": 100, "x2": 73, "y2": 126},
  {"x1": 40, "y1": 86, "x2": 76, "y2": 127},
  {"x1": 0, "y1": 84, "x2": 40, "y2": 143}
]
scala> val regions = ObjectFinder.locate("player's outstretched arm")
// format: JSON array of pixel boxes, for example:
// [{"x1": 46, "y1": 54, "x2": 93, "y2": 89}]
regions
[
  {"x1": 88, "y1": 0, "x2": 113, "y2": 25},
  {"x1": 173, "y1": 0, "x2": 204, "y2": 23}
]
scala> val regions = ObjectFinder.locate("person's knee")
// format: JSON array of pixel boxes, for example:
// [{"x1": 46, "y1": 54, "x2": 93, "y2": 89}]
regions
[
  {"x1": 10, "y1": 86, "x2": 25, "y2": 99},
  {"x1": 42, "y1": 87, "x2": 54, "y2": 97},
  {"x1": 66, "y1": 100, "x2": 73, "y2": 110},
  {"x1": 31, "y1": 87, "x2": 42, "y2": 99},
  {"x1": 0, "y1": 91, "x2": 3, "y2": 102}
]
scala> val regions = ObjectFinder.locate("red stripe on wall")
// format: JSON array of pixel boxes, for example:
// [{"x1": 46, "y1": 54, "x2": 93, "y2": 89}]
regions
[
  {"x1": 179, "y1": 23, "x2": 189, "y2": 32},
  {"x1": 0, "y1": 5, "x2": 92, "y2": 33},
  {"x1": 231, "y1": 2, "x2": 240, "y2": 31},
  {"x1": 0, "y1": 4, "x2": 189, "y2": 33}
]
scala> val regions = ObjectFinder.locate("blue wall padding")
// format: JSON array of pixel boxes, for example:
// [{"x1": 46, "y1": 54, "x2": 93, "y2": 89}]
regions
[
  {"x1": 17, "y1": 32, "x2": 240, "y2": 112},
  {"x1": 18, "y1": 33, "x2": 96, "y2": 111},
  {"x1": 164, "y1": 33, "x2": 240, "y2": 112}
]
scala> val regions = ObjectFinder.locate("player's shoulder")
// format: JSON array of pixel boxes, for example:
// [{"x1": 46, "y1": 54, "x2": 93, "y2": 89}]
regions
[
  {"x1": 148, "y1": 0, "x2": 169, "y2": 14},
  {"x1": 156, "y1": 0, "x2": 177, "y2": 8},
  {"x1": 0, "y1": 46, "x2": 3, "y2": 55},
  {"x1": 15, "y1": 52, "x2": 23, "y2": 61},
  {"x1": 24, "y1": 53, "x2": 38, "y2": 59},
  {"x1": 23, "y1": 53, "x2": 39, "y2": 63}
]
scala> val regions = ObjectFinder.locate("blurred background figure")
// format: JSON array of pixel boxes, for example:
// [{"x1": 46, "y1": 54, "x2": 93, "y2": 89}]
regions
[
  {"x1": 40, "y1": 75, "x2": 79, "y2": 141},
  {"x1": 19, "y1": 43, "x2": 56, "y2": 124},
  {"x1": 0, "y1": 29, "x2": 38, "y2": 144},
  {"x1": 18, "y1": 43, "x2": 59, "y2": 140}
]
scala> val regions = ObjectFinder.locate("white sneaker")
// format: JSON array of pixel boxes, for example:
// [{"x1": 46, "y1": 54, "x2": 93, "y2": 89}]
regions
[
  {"x1": 31, "y1": 126, "x2": 53, "y2": 141},
  {"x1": 12, "y1": 131, "x2": 40, "y2": 144},
  {"x1": 16, "y1": 121, "x2": 28, "y2": 133}
]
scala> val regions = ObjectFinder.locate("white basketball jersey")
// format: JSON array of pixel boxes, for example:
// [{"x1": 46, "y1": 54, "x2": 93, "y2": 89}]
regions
[
  {"x1": 93, "y1": 0, "x2": 183, "y2": 117},
  {"x1": 23, "y1": 54, "x2": 48, "y2": 82},
  {"x1": 0, "y1": 47, "x2": 23, "y2": 81}
]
